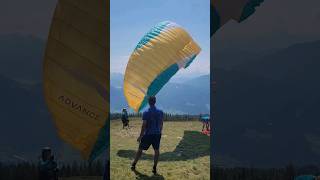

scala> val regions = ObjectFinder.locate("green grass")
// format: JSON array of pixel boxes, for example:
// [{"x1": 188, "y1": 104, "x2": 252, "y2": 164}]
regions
[
  {"x1": 111, "y1": 118, "x2": 210, "y2": 180},
  {"x1": 61, "y1": 177, "x2": 101, "y2": 180}
]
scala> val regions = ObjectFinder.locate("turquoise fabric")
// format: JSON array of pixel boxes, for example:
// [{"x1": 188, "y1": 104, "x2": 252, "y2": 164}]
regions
[
  {"x1": 239, "y1": 0, "x2": 264, "y2": 22},
  {"x1": 138, "y1": 63, "x2": 179, "y2": 111},
  {"x1": 89, "y1": 120, "x2": 109, "y2": 161},
  {"x1": 184, "y1": 54, "x2": 197, "y2": 68},
  {"x1": 135, "y1": 21, "x2": 171, "y2": 50},
  {"x1": 200, "y1": 114, "x2": 210, "y2": 122},
  {"x1": 211, "y1": 6, "x2": 221, "y2": 36}
]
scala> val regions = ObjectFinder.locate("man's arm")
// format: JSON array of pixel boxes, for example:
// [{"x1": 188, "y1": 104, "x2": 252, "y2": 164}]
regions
[
  {"x1": 137, "y1": 120, "x2": 147, "y2": 142},
  {"x1": 160, "y1": 111, "x2": 164, "y2": 132},
  {"x1": 160, "y1": 120, "x2": 163, "y2": 133}
]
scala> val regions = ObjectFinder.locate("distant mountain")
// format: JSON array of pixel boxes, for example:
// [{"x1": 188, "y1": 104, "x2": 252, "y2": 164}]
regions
[
  {"x1": 110, "y1": 73, "x2": 124, "y2": 88},
  {"x1": 110, "y1": 85, "x2": 126, "y2": 112},
  {"x1": 0, "y1": 74, "x2": 60, "y2": 162},
  {"x1": 0, "y1": 34, "x2": 58, "y2": 161},
  {"x1": 214, "y1": 40, "x2": 320, "y2": 167},
  {"x1": 184, "y1": 74, "x2": 210, "y2": 89},
  {"x1": 213, "y1": 44, "x2": 282, "y2": 71},
  {"x1": 110, "y1": 74, "x2": 210, "y2": 114},
  {"x1": 236, "y1": 40, "x2": 320, "y2": 81}
]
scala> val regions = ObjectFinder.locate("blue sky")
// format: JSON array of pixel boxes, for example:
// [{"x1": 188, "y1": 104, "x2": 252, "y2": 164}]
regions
[{"x1": 110, "y1": 0, "x2": 210, "y2": 80}]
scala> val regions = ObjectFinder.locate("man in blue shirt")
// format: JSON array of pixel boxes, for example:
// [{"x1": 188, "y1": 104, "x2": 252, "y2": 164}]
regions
[{"x1": 131, "y1": 96, "x2": 164, "y2": 174}]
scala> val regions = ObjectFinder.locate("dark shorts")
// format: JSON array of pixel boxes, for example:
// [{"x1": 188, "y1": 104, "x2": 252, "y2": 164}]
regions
[
  {"x1": 139, "y1": 134, "x2": 161, "y2": 150},
  {"x1": 122, "y1": 118, "x2": 128, "y2": 125}
]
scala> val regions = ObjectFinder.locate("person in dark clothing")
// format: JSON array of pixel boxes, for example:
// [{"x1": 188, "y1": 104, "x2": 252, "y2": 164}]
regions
[
  {"x1": 131, "y1": 96, "x2": 164, "y2": 174},
  {"x1": 121, "y1": 108, "x2": 129, "y2": 129},
  {"x1": 200, "y1": 114, "x2": 210, "y2": 133},
  {"x1": 38, "y1": 147, "x2": 59, "y2": 180}
]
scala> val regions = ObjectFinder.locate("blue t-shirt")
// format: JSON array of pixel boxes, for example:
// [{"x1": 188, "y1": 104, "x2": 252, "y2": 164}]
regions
[{"x1": 142, "y1": 106, "x2": 163, "y2": 135}]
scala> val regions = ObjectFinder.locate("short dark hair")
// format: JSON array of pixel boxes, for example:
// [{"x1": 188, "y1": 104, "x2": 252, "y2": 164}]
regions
[{"x1": 148, "y1": 96, "x2": 156, "y2": 106}]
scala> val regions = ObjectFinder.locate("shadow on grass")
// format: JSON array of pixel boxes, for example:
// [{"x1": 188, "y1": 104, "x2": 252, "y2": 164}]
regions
[
  {"x1": 117, "y1": 130, "x2": 210, "y2": 161},
  {"x1": 132, "y1": 169, "x2": 165, "y2": 180}
]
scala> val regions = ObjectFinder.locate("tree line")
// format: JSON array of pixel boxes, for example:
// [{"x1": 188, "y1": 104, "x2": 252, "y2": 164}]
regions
[
  {"x1": 212, "y1": 164, "x2": 320, "y2": 180},
  {"x1": 1, "y1": 162, "x2": 319, "y2": 179},
  {"x1": 0, "y1": 160, "x2": 107, "y2": 180},
  {"x1": 110, "y1": 112, "x2": 202, "y2": 121}
]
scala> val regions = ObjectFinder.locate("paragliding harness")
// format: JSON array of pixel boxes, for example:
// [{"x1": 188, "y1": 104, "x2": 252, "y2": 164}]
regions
[{"x1": 121, "y1": 111, "x2": 129, "y2": 129}]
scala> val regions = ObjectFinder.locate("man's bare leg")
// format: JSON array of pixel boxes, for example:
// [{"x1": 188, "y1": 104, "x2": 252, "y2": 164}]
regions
[
  {"x1": 131, "y1": 149, "x2": 143, "y2": 170},
  {"x1": 153, "y1": 149, "x2": 159, "y2": 174}
]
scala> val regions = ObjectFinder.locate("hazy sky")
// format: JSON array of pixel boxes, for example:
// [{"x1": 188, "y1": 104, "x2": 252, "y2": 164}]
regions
[
  {"x1": 110, "y1": 0, "x2": 210, "y2": 79},
  {"x1": 0, "y1": 0, "x2": 57, "y2": 38},
  {"x1": 1, "y1": 0, "x2": 319, "y2": 70}
]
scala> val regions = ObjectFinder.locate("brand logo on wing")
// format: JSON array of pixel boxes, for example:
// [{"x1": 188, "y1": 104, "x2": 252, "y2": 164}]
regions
[{"x1": 58, "y1": 95, "x2": 100, "y2": 120}]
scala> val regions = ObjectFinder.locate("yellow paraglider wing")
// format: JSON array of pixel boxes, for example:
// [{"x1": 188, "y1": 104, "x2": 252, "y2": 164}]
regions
[
  {"x1": 43, "y1": 0, "x2": 109, "y2": 161},
  {"x1": 124, "y1": 21, "x2": 201, "y2": 112}
]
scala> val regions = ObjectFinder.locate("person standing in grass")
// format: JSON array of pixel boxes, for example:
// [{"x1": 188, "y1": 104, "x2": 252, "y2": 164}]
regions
[
  {"x1": 131, "y1": 96, "x2": 164, "y2": 174},
  {"x1": 121, "y1": 108, "x2": 129, "y2": 129},
  {"x1": 38, "y1": 147, "x2": 58, "y2": 180}
]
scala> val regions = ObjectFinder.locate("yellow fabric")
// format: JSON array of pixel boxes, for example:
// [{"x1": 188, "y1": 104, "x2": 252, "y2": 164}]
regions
[
  {"x1": 43, "y1": 0, "x2": 108, "y2": 159},
  {"x1": 124, "y1": 23, "x2": 201, "y2": 112}
]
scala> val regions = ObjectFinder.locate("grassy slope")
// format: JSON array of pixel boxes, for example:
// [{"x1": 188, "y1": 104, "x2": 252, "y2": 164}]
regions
[
  {"x1": 111, "y1": 118, "x2": 210, "y2": 180},
  {"x1": 61, "y1": 177, "x2": 101, "y2": 180}
]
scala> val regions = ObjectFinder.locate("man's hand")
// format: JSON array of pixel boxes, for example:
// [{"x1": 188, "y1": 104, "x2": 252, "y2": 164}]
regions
[{"x1": 137, "y1": 136, "x2": 142, "y2": 143}]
